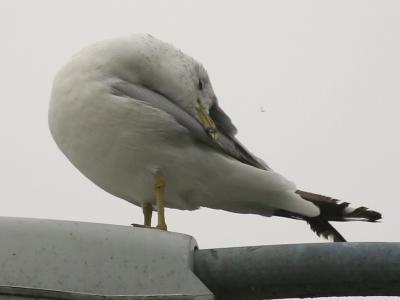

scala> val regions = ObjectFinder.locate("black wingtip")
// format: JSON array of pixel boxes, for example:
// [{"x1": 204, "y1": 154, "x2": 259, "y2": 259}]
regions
[
  {"x1": 305, "y1": 217, "x2": 347, "y2": 242},
  {"x1": 296, "y1": 189, "x2": 382, "y2": 223},
  {"x1": 346, "y1": 207, "x2": 382, "y2": 222}
]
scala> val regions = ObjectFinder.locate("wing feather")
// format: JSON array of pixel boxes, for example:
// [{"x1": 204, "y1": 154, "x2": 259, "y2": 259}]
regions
[{"x1": 111, "y1": 80, "x2": 270, "y2": 170}]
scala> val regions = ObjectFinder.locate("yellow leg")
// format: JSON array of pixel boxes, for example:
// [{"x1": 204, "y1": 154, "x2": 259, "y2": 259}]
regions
[
  {"x1": 143, "y1": 203, "x2": 153, "y2": 227},
  {"x1": 154, "y1": 171, "x2": 167, "y2": 230}
]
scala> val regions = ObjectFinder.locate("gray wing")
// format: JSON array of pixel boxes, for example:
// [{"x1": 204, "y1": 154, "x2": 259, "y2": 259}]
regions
[
  {"x1": 209, "y1": 104, "x2": 270, "y2": 170},
  {"x1": 111, "y1": 80, "x2": 270, "y2": 170}
]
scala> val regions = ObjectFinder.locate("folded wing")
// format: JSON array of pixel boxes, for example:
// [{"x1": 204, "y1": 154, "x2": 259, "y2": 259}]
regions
[{"x1": 111, "y1": 80, "x2": 270, "y2": 170}]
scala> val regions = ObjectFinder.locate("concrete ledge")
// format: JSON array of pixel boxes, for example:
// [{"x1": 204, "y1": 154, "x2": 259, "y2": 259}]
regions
[{"x1": 0, "y1": 217, "x2": 212, "y2": 300}]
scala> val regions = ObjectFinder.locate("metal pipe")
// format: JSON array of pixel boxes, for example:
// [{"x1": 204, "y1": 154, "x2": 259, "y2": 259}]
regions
[{"x1": 193, "y1": 242, "x2": 400, "y2": 299}]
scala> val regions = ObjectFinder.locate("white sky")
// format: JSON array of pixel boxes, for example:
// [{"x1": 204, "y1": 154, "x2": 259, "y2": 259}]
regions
[{"x1": 1, "y1": 0, "x2": 399, "y2": 266}]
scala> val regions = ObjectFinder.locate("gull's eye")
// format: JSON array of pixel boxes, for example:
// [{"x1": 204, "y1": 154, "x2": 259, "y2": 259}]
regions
[{"x1": 198, "y1": 79, "x2": 203, "y2": 90}]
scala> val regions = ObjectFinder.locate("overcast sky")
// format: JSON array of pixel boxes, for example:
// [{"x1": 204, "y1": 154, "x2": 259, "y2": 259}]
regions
[{"x1": 1, "y1": 0, "x2": 399, "y2": 268}]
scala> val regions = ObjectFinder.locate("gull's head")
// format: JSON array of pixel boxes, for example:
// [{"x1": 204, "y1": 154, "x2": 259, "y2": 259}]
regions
[{"x1": 105, "y1": 34, "x2": 219, "y2": 136}]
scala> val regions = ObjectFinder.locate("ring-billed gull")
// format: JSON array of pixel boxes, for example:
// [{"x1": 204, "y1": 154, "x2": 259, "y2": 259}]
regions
[{"x1": 49, "y1": 34, "x2": 381, "y2": 241}]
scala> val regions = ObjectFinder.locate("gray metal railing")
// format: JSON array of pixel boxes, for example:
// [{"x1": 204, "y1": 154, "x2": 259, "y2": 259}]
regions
[{"x1": 194, "y1": 242, "x2": 400, "y2": 299}]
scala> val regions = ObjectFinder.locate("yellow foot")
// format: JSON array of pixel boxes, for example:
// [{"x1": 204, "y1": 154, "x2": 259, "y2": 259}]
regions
[
  {"x1": 131, "y1": 223, "x2": 150, "y2": 228},
  {"x1": 156, "y1": 223, "x2": 168, "y2": 231},
  {"x1": 132, "y1": 223, "x2": 161, "y2": 230},
  {"x1": 131, "y1": 223, "x2": 167, "y2": 231}
]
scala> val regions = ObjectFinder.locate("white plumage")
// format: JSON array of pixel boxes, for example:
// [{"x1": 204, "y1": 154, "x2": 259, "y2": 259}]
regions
[{"x1": 49, "y1": 34, "x2": 319, "y2": 220}]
